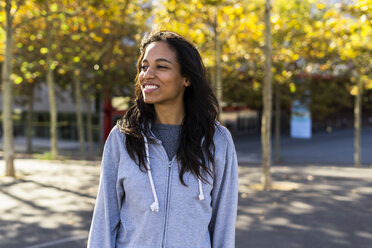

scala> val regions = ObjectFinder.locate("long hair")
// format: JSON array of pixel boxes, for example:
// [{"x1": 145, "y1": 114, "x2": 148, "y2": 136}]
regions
[{"x1": 117, "y1": 31, "x2": 219, "y2": 185}]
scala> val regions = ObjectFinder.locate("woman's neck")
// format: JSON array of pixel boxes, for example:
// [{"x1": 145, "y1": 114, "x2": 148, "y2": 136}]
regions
[{"x1": 154, "y1": 103, "x2": 185, "y2": 125}]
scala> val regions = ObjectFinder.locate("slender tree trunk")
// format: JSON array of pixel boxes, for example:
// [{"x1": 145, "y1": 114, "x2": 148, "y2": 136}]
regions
[
  {"x1": 26, "y1": 85, "x2": 34, "y2": 153},
  {"x1": 45, "y1": 2, "x2": 58, "y2": 159},
  {"x1": 274, "y1": 80, "x2": 281, "y2": 163},
  {"x1": 46, "y1": 53, "x2": 58, "y2": 159},
  {"x1": 354, "y1": 77, "x2": 362, "y2": 168},
  {"x1": 2, "y1": 0, "x2": 15, "y2": 177},
  {"x1": 46, "y1": 40, "x2": 58, "y2": 158},
  {"x1": 85, "y1": 95, "x2": 94, "y2": 160},
  {"x1": 73, "y1": 69, "x2": 86, "y2": 159},
  {"x1": 261, "y1": 0, "x2": 273, "y2": 190}
]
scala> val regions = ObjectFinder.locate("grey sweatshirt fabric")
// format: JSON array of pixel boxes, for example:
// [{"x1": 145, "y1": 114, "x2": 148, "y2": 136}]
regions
[
  {"x1": 151, "y1": 123, "x2": 181, "y2": 161},
  {"x1": 87, "y1": 122, "x2": 238, "y2": 248}
]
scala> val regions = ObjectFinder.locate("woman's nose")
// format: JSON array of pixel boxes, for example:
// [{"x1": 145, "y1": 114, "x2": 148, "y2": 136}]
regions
[{"x1": 143, "y1": 66, "x2": 155, "y2": 79}]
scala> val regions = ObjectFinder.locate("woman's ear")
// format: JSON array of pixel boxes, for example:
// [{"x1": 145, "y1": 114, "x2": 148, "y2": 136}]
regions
[{"x1": 184, "y1": 78, "x2": 191, "y2": 87}]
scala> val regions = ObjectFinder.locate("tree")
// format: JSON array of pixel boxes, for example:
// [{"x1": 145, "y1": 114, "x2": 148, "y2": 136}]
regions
[
  {"x1": 56, "y1": 0, "x2": 151, "y2": 157},
  {"x1": 305, "y1": 1, "x2": 372, "y2": 167},
  {"x1": 13, "y1": 15, "x2": 47, "y2": 154},
  {"x1": 270, "y1": 0, "x2": 314, "y2": 162},
  {"x1": 155, "y1": 0, "x2": 264, "y2": 108},
  {"x1": 261, "y1": 0, "x2": 272, "y2": 190},
  {"x1": 1, "y1": 0, "x2": 24, "y2": 177},
  {"x1": 341, "y1": 1, "x2": 372, "y2": 167},
  {"x1": 43, "y1": 1, "x2": 59, "y2": 159}
]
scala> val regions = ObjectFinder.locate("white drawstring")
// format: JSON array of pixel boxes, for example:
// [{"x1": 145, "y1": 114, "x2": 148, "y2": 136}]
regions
[
  {"x1": 198, "y1": 179, "x2": 205, "y2": 200},
  {"x1": 144, "y1": 133, "x2": 205, "y2": 212},
  {"x1": 144, "y1": 135, "x2": 159, "y2": 212},
  {"x1": 197, "y1": 137, "x2": 206, "y2": 201}
]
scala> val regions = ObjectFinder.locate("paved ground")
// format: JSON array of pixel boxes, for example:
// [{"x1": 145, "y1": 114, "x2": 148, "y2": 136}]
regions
[
  {"x1": 1, "y1": 127, "x2": 372, "y2": 247},
  {"x1": 234, "y1": 127, "x2": 372, "y2": 165},
  {"x1": 1, "y1": 159, "x2": 372, "y2": 248},
  {"x1": 0, "y1": 160, "x2": 98, "y2": 248},
  {"x1": 236, "y1": 165, "x2": 372, "y2": 248}
]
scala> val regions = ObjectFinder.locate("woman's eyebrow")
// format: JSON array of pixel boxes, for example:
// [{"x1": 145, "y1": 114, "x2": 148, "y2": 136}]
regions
[
  {"x1": 142, "y1": 58, "x2": 173, "y2": 64},
  {"x1": 156, "y1": 58, "x2": 172, "y2": 64}
]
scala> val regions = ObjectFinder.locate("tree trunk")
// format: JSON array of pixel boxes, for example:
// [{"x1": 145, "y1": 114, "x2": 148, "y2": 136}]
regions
[
  {"x1": 354, "y1": 77, "x2": 362, "y2": 168},
  {"x1": 2, "y1": 0, "x2": 15, "y2": 177},
  {"x1": 261, "y1": 0, "x2": 273, "y2": 190},
  {"x1": 46, "y1": 53, "x2": 58, "y2": 159},
  {"x1": 274, "y1": 80, "x2": 281, "y2": 163},
  {"x1": 45, "y1": 2, "x2": 58, "y2": 159},
  {"x1": 46, "y1": 42, "x2": 58, "y2": 158},
  {"x1": 73, "y1": 69, "x2": 86, "y2": 159},
  {"x1": 85, "y1": 95, "x2": 94, "y2": 160},
  {"x1": 26, "y1": 85, "x2": 34, "y2": 153}
]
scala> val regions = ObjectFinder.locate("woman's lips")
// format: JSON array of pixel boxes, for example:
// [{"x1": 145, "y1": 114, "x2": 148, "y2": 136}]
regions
[{"x1": 142, "y1": 84, "x2": 159, "y2": 93}]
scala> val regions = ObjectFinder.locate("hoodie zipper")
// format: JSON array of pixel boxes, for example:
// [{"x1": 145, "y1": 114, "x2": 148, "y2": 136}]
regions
[{"x1": 162, "y1": 160, "x2": 172, "y2": 248}]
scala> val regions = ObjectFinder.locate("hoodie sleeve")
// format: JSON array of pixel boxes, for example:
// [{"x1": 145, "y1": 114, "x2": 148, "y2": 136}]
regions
[
  {"x1": 87, "y1": 127, "x2": 125, "y2": 248},
  {"x1": 209, "y1": 127, "x2": 239, "y2": 248}
]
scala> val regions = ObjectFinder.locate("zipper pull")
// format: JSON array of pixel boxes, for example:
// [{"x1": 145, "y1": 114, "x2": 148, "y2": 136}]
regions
[{"x1": 168, "y1": 161, "x2": 172, "y2": 168}]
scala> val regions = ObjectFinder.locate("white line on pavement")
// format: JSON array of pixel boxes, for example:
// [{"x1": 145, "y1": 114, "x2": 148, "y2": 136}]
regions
[{"x1": 23, "y1": 234, "x2": 88, "y2": 248}]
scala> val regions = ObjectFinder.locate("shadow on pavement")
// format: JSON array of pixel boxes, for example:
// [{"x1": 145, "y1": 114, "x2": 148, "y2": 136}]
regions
[
  {"x1": 236, "y1": 165, "x2": 372, "y2": 248},
  {"x1": 1, "y1": 160, "x2": 372, "y2": 248},
  {"x1": 0, "y1": 160, "x2": 98, "y2": 248}
]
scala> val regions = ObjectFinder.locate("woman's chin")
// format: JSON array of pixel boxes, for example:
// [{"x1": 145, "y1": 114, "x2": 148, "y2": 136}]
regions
[{"x1": 143, "y1": 98, "x2": 157, "y2": 104}]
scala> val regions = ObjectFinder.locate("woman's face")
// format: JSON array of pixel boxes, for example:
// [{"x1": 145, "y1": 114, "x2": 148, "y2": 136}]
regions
[{"x1": 138, "y1": 41, "x2": 190, "y2": 107}]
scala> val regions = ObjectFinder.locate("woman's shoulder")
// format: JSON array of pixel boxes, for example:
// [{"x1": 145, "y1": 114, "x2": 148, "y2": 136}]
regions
[
  {"x1": 214, "y1": 121, "x2": 234, "y2": 146},
  {"x1": 106, "y1": 125, "x2": 127, "y2": 145}
]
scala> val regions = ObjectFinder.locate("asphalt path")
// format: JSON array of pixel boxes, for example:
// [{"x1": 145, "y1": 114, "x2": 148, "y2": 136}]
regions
[
  {"x1": 236, "y1": 166, "x2": 372, "y2": 248},
  {"x1": 1, "y1": 127, "x2": 372, "y2": 248},
  {"x1": 234, "y1": 127, "x2": 372, "y2": 166},
  {"x1": 1, "y1": 160, "x2": 372, "y2": 248}
]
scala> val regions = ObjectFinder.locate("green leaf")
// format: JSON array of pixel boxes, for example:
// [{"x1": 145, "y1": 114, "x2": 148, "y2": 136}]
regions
[{"x1": 40, "y1": 48, "x2": 49, "y2": 54}]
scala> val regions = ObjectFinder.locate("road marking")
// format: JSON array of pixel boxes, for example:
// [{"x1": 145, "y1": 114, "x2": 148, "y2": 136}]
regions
[{"x1": 24, "y1": 234, "x2": 88, "y2": 248}]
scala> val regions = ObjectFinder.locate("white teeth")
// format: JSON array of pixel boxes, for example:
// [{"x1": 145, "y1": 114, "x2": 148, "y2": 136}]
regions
[{"x1": 144, "y1": 85, "x2": 159, "y2": 89}]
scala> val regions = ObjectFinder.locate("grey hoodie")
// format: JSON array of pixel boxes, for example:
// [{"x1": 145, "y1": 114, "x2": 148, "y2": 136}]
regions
[{"x1": 87, "y1": 123, "x2": 238, "y2": 248}]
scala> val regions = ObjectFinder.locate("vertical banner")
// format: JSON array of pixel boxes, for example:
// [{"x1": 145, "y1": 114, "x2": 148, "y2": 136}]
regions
[{"x1": 290, "y1": 100, "x2": 312, "y2": 139}]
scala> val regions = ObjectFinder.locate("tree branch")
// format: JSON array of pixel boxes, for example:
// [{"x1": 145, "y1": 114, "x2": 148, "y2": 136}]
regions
[{"x1": 13, "y1": 0, "x2": 25, "y2": 15}]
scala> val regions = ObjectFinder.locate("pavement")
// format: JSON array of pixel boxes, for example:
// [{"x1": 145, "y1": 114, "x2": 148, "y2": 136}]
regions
[
  {"x1": 1, "y1": 160, "x2": 372, "y2": 248},
  {"x1": 234, "y1": 127, "x2": 372, "y2": 166},
  {"x1": 0, "y1": 160, "x2": 98, "y2": 248},
  {"x1": 236, "y1": 165, "x2": 372, "y2": 248},
  {"x1": 1, "y1": 127, "x2": 372, "y2": 248}
]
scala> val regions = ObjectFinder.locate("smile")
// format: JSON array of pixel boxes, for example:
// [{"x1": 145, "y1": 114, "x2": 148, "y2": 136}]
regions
[
  {"x1": 142, "y1": 84, "x2": 159, "y2": 93},
  {"x1": 144, "y1": 85, "x2": 159, "y2": 89}
]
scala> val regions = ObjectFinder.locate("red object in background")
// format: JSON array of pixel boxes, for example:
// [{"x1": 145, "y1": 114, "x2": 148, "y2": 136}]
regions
[
  {"x1": 222, "y1": 105, "x2": 250, "y2": 112},
  {"x1": 103, "y1": 95, "x2": 113, "y2": 142},
  {"x1": 103, "y1": 94, "x2": 128, "y2": 142}
]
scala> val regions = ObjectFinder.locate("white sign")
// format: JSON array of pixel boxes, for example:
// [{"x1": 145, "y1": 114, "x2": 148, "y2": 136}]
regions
[{"x1": 290, "y1": 100, "x2": 312, "y2": 139}]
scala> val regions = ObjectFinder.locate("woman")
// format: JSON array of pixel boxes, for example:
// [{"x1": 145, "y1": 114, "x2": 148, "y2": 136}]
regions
[{"x1": 88, "y1": 30, "x2": 238, "y2": 248}]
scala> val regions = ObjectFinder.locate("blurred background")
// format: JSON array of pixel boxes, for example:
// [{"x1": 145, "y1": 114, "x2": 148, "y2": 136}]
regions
[
  {"x1": 0, "y1": 0, "x2": 371, "y2": 159},
  {"x1": 0, "y1": 0, "x2": 372, "y2": 247}
]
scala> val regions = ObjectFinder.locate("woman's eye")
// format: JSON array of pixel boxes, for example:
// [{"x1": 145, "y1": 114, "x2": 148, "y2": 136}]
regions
[
  {"x1": 140, "y1": 65, "x2": 148, "y2": 71},
  {"x1": 157, "y1": 65, "x2": 168, "y2": 69}
]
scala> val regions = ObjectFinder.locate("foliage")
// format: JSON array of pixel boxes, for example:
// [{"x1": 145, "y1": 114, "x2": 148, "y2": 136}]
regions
[
  {"x1": 154, "y1": 0, "x2": 371, "y2": 123},
  {"x1": 0, "y1": 0, "x2": 371, "y2": 124},
  {"x1": 4, "y1": 0, "x2": 152, "y2": 104}
]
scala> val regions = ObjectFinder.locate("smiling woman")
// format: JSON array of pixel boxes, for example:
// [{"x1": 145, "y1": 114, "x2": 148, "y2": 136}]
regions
[
  {"x1": 139, "y1": 41, "x2": 190, "y2": 119},
  {"x1": 88, "y1": 31, "x2": 238, "y2": 248}
]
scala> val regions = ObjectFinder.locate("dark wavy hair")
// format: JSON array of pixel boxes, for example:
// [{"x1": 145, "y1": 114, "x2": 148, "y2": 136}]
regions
[{"x1": 117, "y1": 30, "x2": 219, "y2": 185}]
